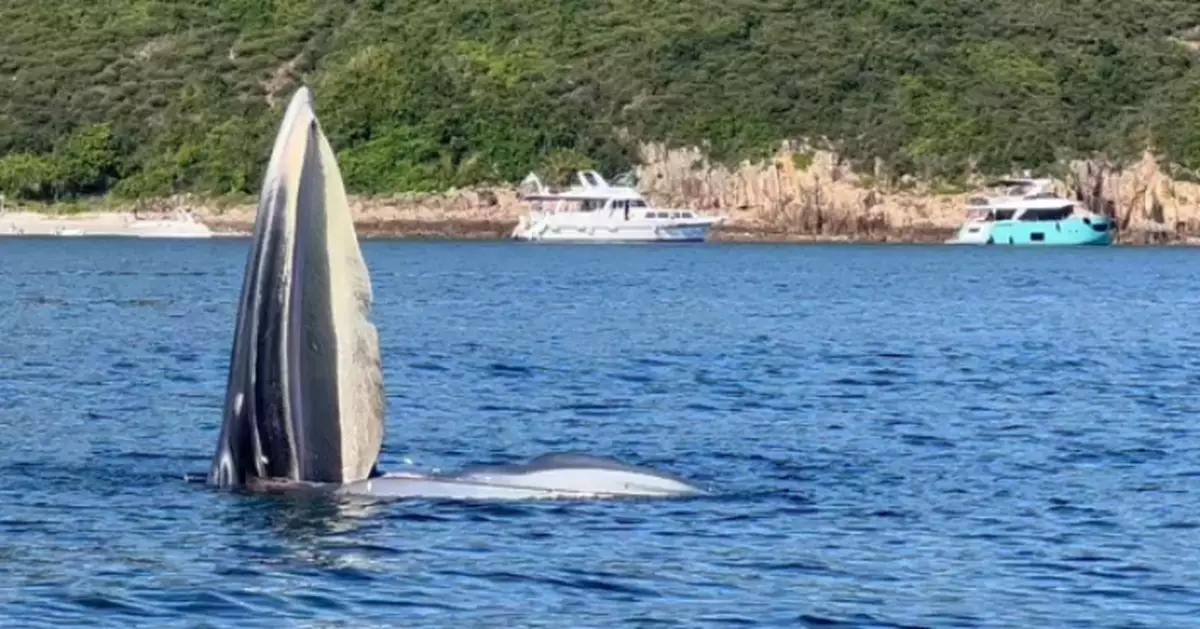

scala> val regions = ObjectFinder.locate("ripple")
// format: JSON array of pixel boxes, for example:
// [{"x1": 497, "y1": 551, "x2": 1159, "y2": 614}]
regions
[{"x1": 3, "y1": 241, "x2": 1200, "y2": 627}]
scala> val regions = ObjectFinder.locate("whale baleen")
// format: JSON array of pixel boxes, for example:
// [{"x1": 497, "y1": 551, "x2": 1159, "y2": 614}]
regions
[{"x1": 206, "y1": 86, "x2": 705, "y2": 500}]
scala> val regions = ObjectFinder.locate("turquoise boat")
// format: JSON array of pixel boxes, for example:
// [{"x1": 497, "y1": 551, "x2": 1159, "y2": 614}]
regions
[{"x1": 946, "y1": 179, "x2": 1116, "y2": 246}]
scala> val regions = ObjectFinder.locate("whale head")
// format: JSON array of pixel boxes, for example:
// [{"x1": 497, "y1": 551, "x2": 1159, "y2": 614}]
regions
[{"x1": 207, "y1": 87, "x2": 385, "y2": 489}]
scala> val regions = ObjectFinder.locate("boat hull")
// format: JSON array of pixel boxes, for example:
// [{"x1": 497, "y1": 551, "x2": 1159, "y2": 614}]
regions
[
  {"x1": 946, "y1": 217, "x2": 1115, "y2": 246},
  {"x1": 513, "y1": 219, "x2": 716, "y2": 243}
]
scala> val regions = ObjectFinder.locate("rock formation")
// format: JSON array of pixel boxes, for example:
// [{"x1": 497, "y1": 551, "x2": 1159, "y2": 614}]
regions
[{"x1": 636, "y1": 143, "x2": 1200, "y2": 244}]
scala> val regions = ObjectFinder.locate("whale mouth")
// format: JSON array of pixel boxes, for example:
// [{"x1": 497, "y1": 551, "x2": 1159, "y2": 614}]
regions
[{"x1": 206, "y1": 86, "x2": 385, "y2": 490}]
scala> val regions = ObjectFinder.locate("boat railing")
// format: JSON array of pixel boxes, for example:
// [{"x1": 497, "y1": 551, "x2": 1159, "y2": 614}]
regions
[
  {"x1": 519, "y1": 170, "x2": 639, "y2": 200},
  {"x1": 577, "y1": 170, "x2": 609, "y2": 188}
]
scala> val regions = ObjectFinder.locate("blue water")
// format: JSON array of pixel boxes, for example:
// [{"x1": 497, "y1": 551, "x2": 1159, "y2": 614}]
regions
[{"x1": 2, "y1": 239, "x2": 1200, "y2": 628}]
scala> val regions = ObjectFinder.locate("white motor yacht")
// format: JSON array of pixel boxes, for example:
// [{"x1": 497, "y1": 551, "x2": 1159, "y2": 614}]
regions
[{"x1": 511, "y1": 171, "x2": 723, "y2": 243}]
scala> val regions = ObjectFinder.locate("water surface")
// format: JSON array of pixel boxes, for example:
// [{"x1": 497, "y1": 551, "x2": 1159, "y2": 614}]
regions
[{"x1": 1, "y1": 239, "x2": 1199, "y2": 627}]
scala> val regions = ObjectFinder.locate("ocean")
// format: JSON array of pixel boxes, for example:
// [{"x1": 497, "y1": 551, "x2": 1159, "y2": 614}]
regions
[{"x1": 1, "y1": 239, "x2": 1198, "y2": 628}]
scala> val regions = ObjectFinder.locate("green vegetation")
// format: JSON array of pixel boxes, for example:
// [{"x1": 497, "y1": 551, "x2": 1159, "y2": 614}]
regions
[{"x1": 3, "y1": 0, "x2": 1200, "y2": 203}]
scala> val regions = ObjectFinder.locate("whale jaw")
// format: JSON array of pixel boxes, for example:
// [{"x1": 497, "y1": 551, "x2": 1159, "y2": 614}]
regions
[{"x1": 207, "y1": 86, "x2": 384, "y2": 490}]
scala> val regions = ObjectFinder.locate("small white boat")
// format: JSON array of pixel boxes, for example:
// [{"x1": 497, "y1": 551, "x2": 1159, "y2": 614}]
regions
[{"x1": 511, "y1": 171, "x2": 724, "y2": 243}]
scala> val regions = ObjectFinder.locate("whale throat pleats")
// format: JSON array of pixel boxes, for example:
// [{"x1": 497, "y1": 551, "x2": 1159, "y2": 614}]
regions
[
  {"x1": 208, "y1": 87, "x2": 385, "y2": 488},
  {"x1": 286, "y1": 114, "x2": 385, "y2": 483}
]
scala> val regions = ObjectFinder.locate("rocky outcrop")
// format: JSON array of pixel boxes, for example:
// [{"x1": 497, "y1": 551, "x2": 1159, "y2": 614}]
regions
[
  {"x1": 37, "y1": 143, "x2": 1200, "y2": 243},
  {"x1": 636, "y1": 142, "x2": 1200, "y2": 244},
  {"x1": 191, "y1": 189, "x2": 524, "y2": 239},
  {"x1": 1066, "y1": 153, "x2": 1200, "y2": 244},
  {"x1": 635, "y1": 143, "x2": 961, "y2": 242}
]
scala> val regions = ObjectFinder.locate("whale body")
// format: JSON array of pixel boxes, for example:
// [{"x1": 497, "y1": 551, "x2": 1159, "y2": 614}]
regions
[
  {"x1": 205, "y1": 86, "x2": 705, "y2": 500},
  {"x1": 341, "y1": 454, "x2": 705, "y2": 500}
]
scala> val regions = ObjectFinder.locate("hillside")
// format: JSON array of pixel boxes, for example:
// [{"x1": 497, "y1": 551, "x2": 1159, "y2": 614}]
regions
[{"x1": 3, "y1": 0, "x2": 1200, "y2": 205}]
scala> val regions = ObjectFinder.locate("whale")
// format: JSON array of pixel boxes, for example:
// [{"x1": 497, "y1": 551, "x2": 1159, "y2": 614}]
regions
[{"x1": 205, "y1": 86, "x2": 706, "y2": 500}]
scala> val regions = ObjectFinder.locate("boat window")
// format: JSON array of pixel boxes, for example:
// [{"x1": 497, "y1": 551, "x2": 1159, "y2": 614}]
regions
[
  {"x1": 1030, "y1": 232, "x2": 1045, "y2": 242},
  {"x1": 1018, "y1": 206, "x2": 1073, "y2": 222},
  {"x1": 993, "y1": 209, "x2": 1017, "y2": 221},
  {"x1": 681, "y1": 212, "x2": 694, "y2": 218}
]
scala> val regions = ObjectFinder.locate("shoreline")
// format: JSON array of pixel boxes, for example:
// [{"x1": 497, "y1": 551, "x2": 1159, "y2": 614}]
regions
[
  {"x1": 5, "y1": 210, "x2": 1198, "y2": 245},
  {"x1": 5, "y1": 147, "x2": 1200, "y2": 246},
  {"x1": 202, "y1": 215, "x2": 1195, "y2": 245},
  {"x1": 206, "y1": 216, "x2": 962, "y2": 243}
]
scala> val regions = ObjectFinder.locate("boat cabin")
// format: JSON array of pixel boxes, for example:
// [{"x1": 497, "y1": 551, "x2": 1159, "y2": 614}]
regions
[
  {"x1": 511, "y1": 169, "x2": 724, "y2": 241},
  {"x1": 520, "y1": 170, "x2": 702, "y2": 220},
  {"x1": 527, "y1": 195, "x2": 699, "y2": 220},
  {"x1": 965, "y1": 202, "x2": 1076, "y2": 223}
]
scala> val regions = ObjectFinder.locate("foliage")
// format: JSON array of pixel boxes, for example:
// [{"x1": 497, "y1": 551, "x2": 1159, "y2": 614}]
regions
[{"x1": 3, "y1": 0, "x2": 1200, "y2": 201}]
